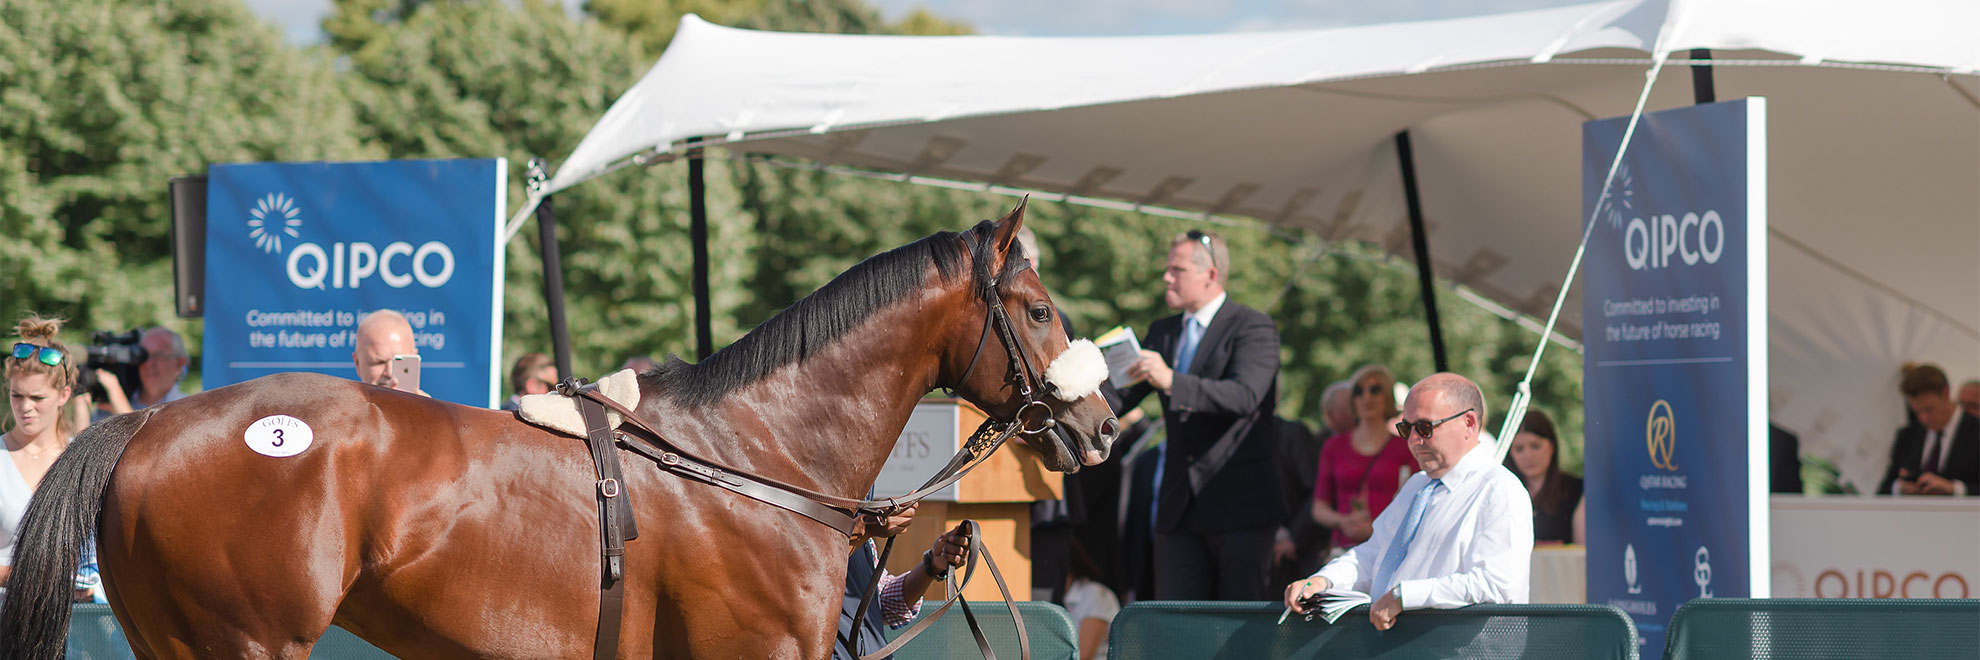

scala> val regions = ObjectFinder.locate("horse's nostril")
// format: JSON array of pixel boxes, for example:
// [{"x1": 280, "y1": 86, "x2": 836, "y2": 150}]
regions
[{"x1": 1100, "y1": 417, "x2": 1120, "y2": 443}]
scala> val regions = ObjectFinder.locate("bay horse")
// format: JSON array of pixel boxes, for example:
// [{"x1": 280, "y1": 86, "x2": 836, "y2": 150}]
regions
[{"x1": 0, "y1": 204, "x2": 1119, "y2": 659}]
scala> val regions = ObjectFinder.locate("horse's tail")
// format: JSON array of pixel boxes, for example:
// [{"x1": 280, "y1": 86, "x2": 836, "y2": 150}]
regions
[{"x1": 0, "y1": 408, "x2": 152, "y2": 660}]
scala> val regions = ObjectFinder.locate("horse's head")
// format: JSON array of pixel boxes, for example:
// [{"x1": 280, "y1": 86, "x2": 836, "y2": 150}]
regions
[{"x1": 945, "y1": 202, "x2": 1120, "y2": 473}]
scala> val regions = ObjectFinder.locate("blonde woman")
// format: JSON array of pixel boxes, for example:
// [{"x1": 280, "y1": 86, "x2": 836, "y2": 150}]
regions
[
  {"x1": 2, "y1": 316, "x2": 82, "y2": 591},
  {"x1": 1311, "y1": 365, "x2": 1420, "y2": 550}
]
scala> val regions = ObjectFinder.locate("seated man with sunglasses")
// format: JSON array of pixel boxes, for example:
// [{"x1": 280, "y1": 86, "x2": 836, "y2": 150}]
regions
[{"x1": 1282, "y1": 373, "x2": 1532, "y2": 631}]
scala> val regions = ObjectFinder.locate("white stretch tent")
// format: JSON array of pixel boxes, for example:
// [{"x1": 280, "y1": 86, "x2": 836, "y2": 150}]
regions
[{"x1": 534, "y1": 0, "x2": 1980, "y2": 492}]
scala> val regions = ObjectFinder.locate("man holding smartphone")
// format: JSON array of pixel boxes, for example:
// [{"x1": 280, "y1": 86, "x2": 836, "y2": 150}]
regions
[{"x1": 351, "y1": 310, "x2": 428, "y2": 397}]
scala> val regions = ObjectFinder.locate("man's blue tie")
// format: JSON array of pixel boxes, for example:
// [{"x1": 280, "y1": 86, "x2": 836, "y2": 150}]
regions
[
  {"x1": 1174, "y1": 317, "x2": 1205, "y2": 376},
  {"x1": 1371, "y1": 478, "x2": 1441, "y2": 598}
]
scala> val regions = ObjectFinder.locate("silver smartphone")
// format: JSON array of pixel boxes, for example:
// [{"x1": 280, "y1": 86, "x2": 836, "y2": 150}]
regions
[{"x1": 389, "y1": 354, "x2": 421, "y2": 394}]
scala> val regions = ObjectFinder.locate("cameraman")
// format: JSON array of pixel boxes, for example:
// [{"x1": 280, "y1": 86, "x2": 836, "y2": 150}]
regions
[{"x1": 131, "y1": 327, "x2": 193, "y2": 409}]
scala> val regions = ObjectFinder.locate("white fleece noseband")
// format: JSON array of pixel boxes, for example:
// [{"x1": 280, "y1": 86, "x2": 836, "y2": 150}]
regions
[{"x1": 1044, "y1": 339, "x2": 1107, "y2": 401}]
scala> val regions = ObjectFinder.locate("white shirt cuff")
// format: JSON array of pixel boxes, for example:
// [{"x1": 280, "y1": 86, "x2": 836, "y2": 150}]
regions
[{"x1": 1398, "y1": 579, "x2": 1431, "y2": 610}]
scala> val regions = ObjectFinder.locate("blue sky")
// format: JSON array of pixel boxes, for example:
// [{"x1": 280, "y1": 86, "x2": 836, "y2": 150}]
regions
[{"x1": 246, "y1": 0, "x2": 1587, "y2": 44}]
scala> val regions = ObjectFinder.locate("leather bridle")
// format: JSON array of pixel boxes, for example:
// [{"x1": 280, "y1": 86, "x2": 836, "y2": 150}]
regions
[{"x1": 947, "y1": 256, "x2": 1063, "y2": 438}]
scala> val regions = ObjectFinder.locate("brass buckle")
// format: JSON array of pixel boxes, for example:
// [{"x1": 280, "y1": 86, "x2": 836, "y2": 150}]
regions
[{"x1": 598, "y1": 478, "x2": 620, "y2": 498}]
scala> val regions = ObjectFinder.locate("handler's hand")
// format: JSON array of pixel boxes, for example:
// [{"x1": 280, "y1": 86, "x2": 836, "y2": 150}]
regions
[
  {"x1": 1283, "y1": 576, "x2": 1330, "y2": 613},
  {"x1": 852, "y1": 503, "x2": 918, "y2": 546},
  {"x1": 1127, "y1": 350, "x2": 1174, "y2": 392},
  {"x1": 1369, "y1": 588, "x2": 1402, "y2": 630},
  {"x1": 928, "y1": 522, "x2": 971, "y2": 574}
]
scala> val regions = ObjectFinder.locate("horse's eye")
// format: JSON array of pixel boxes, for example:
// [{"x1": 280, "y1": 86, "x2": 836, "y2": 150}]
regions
[{"x1": 1029, "y1": 306, "x2": 1051, "y2": 323}]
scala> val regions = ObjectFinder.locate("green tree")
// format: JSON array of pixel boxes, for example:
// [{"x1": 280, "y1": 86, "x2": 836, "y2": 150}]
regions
[
  {"x1": 0, "y1": 0, "x2": 372, "y2": 356},
  {"x1": 333, "y1": 0, "x2": 777, "y2": 377}
]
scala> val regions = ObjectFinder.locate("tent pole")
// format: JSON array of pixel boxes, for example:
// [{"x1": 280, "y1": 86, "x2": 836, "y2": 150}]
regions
[
  {"x1": 1395, "y1": 131, "x2": 1449, "y2": 373},
  {"x1": 1691, "y1": 49, "x2": 1716, "y2": 104},
  {"x1": 689, "y1": 141, "x2": 712, "y2": 361},
  {"x1": 534, "y1": 188, "x2": 576, "y2": 381}
]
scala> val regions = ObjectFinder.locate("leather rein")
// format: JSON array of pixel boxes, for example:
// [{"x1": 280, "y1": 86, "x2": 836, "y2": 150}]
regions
[{"x1": 565, "y1": 251, "x2": 1058, "y2": 660}]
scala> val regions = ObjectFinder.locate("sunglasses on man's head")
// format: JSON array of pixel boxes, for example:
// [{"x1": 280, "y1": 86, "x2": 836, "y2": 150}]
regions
[
  {"x1": 11, "y1": 342, "x2": 65, "y2": 367},
  {"x1": 1396, "y1": 408, "x2": 1474, "y2": 440},
  {"x1": 1186, "y1": 229, "x2": 1218, "y2": 273}
]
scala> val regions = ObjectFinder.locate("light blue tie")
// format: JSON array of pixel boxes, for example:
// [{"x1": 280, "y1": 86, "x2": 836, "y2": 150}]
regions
[
  {"x1": 1371, "y1": 478, "x2": 1441, "y2": 597},
  {"x1": 1174, "y1": 317, "x2": 1205, "y2": 376}
]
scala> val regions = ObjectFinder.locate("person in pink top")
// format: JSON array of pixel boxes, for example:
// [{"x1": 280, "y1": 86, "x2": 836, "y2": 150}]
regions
[{"x1": 1312, "y1": 364, "x2": 1421, "y2": 550}]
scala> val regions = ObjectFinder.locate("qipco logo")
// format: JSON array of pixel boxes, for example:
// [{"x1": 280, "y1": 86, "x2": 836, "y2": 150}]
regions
[
  {"x1": 287, "y1": 241, "x2": 455, "y2": 290},
  {"x1": 1623, "y1": 211, "x2": 1725, "y2": 271}
]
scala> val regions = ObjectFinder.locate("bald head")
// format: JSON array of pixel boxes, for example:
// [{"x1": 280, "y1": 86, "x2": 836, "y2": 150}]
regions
[
  {"x1": 1401, "y1": 373, "x2": 1487, "y2": 479},
  {"x1": 1320, "y1": 380, "x2": 1354, "y2": 434},
  {"x1": 353, "y1": 310, "x2": 417, "y2": 387}
]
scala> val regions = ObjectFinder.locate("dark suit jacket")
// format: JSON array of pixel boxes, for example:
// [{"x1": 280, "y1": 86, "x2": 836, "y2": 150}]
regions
[
  {"x1": 1769, "y1": 424, "x2": 1803, "y2": 494},
  {"x1": 1119, "y1": 444, "x2": 1163, "y2": 600},
  {"x1": 1117, "y1": 300, "x2": 1286, "y2": 534},
  {"x1": 1877, "y1": 411, "x2": 1980, "y2": 495}
]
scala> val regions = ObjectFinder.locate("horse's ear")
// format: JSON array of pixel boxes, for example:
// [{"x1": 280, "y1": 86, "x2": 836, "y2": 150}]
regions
[{"x1": 990, "y1": 197, "x2": 1028, "y2": 272}]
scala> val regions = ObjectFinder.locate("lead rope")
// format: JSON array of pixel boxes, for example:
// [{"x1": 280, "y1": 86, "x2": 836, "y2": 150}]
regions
[{"x1": 858, "y1": 520, "x2": 1030, "y2": 660}]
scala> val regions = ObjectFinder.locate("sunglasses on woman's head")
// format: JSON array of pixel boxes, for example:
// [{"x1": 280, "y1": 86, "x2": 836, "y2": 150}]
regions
[
  {"x1": 1353, "y1": 384, "x2": 1386, "y2": 397},
  {"x1": 1186, "y1": 229, "x2": 1218, "y2": 273},
  {"x1": 11, "y1": 342, "x2": 65, "y2": 367},
  {"x1": 1396, "y1": 408, "x2": 1474, "y2": 440}
]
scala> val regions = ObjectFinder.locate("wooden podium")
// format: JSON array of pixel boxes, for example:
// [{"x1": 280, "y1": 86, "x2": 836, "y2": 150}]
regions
[{"x1": 872, "y1": 399, "x2": 1061, "y2": 602}]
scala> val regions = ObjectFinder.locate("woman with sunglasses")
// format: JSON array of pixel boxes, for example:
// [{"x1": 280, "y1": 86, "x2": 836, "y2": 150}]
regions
[
  {"x1": 1311, "y1": 364, "x2": 1421, "y2": 552},
  {"x1": 2, "y1": 315, "x2": 87, "y2": 593}
]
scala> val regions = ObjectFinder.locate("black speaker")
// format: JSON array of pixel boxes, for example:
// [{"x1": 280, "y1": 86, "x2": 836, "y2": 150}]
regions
[{"x1": 169, "y1": 174, "x2": 207, "y2": 318}]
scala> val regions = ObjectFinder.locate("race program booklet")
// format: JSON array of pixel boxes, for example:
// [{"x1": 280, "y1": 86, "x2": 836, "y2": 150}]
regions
[
  {"x1": 1094, "y1": 326, "x2": 1143, "y2": 388},
  {"x1": 1277, "y1": 589, "x2": 1372, "y2": 625}
]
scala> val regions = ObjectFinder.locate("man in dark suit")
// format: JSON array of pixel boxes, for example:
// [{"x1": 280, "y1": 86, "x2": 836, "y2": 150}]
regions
[
  {"x1": 1877, "y1": 363, "x2": 1980, "y2": 496},
  {"x1": 1118, "y1": 229, "x2": 1285, "y2": 601}
]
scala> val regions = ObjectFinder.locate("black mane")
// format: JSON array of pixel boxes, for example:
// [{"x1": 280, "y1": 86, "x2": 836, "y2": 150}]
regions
[{"x1": 647, "y1": 219, "x2": 1025, "y2": 407}]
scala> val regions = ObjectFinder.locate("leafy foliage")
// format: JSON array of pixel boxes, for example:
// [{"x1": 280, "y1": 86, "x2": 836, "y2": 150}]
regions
[{"x1": 0, "y1": 0, "x2": 372, "y2": 362}]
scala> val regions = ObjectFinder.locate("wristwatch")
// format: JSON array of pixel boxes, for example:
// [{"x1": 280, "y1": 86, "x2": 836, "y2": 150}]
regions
[{"x1": 922, "y1": 550, "x2": 951, "y2": 580}]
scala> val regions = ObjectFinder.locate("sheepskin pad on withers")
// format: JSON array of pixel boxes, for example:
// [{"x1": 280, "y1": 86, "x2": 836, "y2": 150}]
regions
[{"x1": 517, "y1": 368, "x2": 641, "y2": 437}]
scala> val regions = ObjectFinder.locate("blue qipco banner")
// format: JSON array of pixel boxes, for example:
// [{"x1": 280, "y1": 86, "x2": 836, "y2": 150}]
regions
[
  {"x1": 1581, "y1": 99, "x2": 1768, "y2": 653},
  {"x1": 202, "y1": 159, "x2": 507, "y2": 407}
]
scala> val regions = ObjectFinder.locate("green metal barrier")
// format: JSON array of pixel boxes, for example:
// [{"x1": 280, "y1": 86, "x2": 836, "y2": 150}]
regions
[
  {"x1": 68, "y1": 604, "x2": 396, "y2": 659},
  {"x1": 1662, "y1": 598, "x2": 1980, "y2": 660},
  {"x1": 885, "y1": 600, "x2": 1080, "y2": 660},
  {"x1": 1107, "y1": 601, "x2": 1640, "y2": 660}
]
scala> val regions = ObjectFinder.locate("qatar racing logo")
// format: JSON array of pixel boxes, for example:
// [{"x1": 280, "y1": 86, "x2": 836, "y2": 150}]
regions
[{"x1": 1646, "y1": 400, "x2": 1678, "y2": 471}]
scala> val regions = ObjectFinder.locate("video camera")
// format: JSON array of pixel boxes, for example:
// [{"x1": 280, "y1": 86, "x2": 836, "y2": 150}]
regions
[
  {"x1": 86, "y1": 329, "x2": 149, "y2": 369},
  {"x1": 85, "y1": 329, "x2": 148, "y2": 402}
]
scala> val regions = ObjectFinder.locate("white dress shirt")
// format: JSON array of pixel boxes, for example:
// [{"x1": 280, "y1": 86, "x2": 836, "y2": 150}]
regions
[
  {"x1": 1313, "y1": 439, "x2": 1533, "y2": 609},
  {"x1": 1184, "y1": 292, "x2": 1227, "y2": 331}
]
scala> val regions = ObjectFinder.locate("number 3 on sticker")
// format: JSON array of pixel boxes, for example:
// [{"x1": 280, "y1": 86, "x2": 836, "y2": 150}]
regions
[{"x1": 246, "y1": 415, "x2": 313, "y2": 458}]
